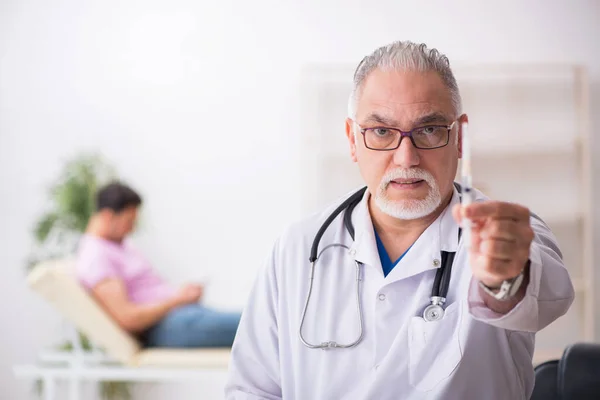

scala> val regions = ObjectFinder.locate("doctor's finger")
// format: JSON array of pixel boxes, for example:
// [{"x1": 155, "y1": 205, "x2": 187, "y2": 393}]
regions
[
  {"x1": 453, "y1": 204, "x2": 485, "y2": 229},
  {"x1": 470, "y1": 253, "x2": 509, "y2": 282},
  {"x1": 479, "y1": 220, "x2": 520, "y2": 241},
  {"x1": 469, "y1": 224, "x2": 482, "y2": 253},
  {"x1": 464, "y1": 201, "x2": 530, "y2": 222},
  {"x1": 472, "y1": 253, "x2": 519, "y2": 282},
  {"x1": 479, "y1": 239, "x2": 517, "y2": 261}
]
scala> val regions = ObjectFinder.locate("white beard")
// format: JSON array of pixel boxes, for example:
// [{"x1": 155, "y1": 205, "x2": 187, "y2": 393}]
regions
[{"x1": 374, "y1": 168, "x2": 442, "y2": 220}]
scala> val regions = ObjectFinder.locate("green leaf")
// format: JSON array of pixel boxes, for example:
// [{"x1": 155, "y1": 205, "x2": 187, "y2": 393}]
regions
[
  {"x1": 33, "y1": 213, "x2": 60, "y2": 243},
  {"x1": 26, "y1": 152, "x2": 121, "y2": 273},
  {"x1": 100, "y1": 381, "x2": 133, "y2": 400},
  {"x1": 79, "y1": 331, "x2": 94, "y2": 351},
  {"x1": 38, "y1": 153, "x2": 119, "y2": 235}
]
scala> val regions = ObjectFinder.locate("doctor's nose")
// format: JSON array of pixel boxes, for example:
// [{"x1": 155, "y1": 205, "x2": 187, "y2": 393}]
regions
[{"x1": 392, "y1": 136, "x2": 420, "y2": 168}]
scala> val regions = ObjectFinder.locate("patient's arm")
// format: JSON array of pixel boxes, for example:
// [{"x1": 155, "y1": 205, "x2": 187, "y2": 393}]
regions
[{"x1": 91, "y1": 279, "x2": 200, "y2": 334}]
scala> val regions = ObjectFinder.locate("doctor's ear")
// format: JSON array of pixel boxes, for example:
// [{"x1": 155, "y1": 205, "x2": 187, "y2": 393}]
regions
[{"x1": 345, "y1": 118, "x2": 358, "y2": 162}]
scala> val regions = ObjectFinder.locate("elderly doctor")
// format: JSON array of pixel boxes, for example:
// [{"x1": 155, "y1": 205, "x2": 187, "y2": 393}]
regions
[{"x1": 225, "y1": 40, "x2": 574, "y2": 400}]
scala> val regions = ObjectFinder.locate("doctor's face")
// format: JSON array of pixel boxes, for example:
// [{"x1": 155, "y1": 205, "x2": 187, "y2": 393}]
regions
[{"x1": 345, "y1": 68, "x2": 464, "y2": 220}]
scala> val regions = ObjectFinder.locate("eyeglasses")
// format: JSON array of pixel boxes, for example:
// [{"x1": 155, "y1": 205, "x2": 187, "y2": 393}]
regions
[{"x1": 354, "y1": 121, "x2": 456, "y2": 151}]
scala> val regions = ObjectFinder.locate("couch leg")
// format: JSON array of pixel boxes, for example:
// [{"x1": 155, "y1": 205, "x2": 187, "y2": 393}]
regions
[
  {"x1": 43, "y1": 376, "x2": 55, "y2": 400},
  {"x1": 68, "y1": 376, "x2": 80, "y2": 400}
]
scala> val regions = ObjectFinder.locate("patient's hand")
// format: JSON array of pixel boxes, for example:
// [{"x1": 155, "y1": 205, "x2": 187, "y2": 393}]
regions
[{"x1": 175, "y1": 283, "x2": 203, "y2": 305}]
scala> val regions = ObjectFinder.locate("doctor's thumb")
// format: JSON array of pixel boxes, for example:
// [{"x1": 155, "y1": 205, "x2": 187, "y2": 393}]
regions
[{"x1": 452, "y1": 204, "x2": 463, "y2": 225}]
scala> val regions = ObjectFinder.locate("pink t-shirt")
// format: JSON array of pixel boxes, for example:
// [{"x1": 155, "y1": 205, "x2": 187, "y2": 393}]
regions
[{"x1": 76, "y1": 234, "x2": 176, "y2": 304}]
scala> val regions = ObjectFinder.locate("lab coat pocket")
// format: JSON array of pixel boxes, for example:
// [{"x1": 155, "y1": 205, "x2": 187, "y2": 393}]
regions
[{"x1": 408, "y1": 301, "x2": 463, "y2": 392}]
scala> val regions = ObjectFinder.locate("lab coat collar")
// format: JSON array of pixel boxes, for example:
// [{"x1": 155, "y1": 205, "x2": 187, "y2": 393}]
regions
[
  {"x1": 347, "y1": 188, "x2": 382, "y2": 273},
  {"x1": 349, "y1": 184, "x2": 462, "y2": 280}
]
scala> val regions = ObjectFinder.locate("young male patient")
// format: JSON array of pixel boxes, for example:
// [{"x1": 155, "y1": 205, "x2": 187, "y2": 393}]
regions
[{"x1": 76, "y1": 181, "x2": 240, "y2": 348}]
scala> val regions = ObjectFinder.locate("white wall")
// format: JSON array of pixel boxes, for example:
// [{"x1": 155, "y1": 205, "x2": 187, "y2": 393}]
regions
[{"x1": 1, "y1": 0, "x2": 599, "y2": 399}]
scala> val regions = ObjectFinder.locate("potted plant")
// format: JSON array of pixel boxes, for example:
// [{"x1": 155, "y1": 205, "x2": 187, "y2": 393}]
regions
[{"x1": 28, "y1": 152, "x2": 132, "y2": 399}]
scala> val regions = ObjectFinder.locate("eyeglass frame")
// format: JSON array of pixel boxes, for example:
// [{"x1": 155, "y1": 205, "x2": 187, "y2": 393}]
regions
[{"x1": 352, "y1": 120, "x2": 457, "y2": 151}]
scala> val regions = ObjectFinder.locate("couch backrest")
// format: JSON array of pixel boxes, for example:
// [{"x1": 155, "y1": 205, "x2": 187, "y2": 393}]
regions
[{"x1": 27, "y1": 258, "x2": 141, "y2": 364}]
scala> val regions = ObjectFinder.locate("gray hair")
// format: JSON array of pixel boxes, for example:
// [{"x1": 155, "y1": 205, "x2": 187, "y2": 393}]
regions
[{"x1": 348, "y1": 40, "x2": 462, "y2": 119}]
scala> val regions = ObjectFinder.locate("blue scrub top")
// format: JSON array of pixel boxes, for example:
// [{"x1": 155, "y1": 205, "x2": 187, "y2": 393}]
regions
[{"x1": 374, "y1": 227, "x2": 412, "y2": 277}]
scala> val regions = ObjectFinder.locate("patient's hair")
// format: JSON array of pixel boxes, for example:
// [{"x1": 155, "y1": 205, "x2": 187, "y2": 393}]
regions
[{"x1": 96, "y1": 182, "x2": 142, "y2": 213}]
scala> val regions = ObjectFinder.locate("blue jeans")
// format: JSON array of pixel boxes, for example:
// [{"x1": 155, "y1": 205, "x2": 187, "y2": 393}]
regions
[{"x1": 140, "y1": 304, "x2": 242, "y2": 348}]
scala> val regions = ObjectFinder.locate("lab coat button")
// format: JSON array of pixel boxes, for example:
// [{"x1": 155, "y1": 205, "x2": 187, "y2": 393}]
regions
[
  {"x1": 349, "y1": 249, "x2": 356, "y2": 256},
  {"x1": 433, "y1": 259, "x2": 440, "y2": 266},
  {"x1": 378, "y1": 294, "x2": 386, "y2": 301}
]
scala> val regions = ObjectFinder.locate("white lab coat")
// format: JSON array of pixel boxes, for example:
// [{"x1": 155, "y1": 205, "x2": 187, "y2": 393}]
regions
[{"x1": 225, "y1": 186, "x2": 574, "y2": 400}]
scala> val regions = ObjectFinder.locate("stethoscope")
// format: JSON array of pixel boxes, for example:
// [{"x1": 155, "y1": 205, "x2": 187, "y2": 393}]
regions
[{"x1": 299, "y1": 184, "x2": 462, "y2": 350}]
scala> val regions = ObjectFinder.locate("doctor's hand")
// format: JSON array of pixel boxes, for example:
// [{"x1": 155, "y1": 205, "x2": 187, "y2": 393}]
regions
[{"x1": 452, "y1": 201, "x2": 533, "y2": 288}]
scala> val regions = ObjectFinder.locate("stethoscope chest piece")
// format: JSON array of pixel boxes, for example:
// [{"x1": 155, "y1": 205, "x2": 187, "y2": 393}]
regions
[
  {"x1": 423, "y1": 304, "x2": 444, "y2": 322},
  {"x1": 422, "y1": 296, "x2": 446, "y2": 322}
]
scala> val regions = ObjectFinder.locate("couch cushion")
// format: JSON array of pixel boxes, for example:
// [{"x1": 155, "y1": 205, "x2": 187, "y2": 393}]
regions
[
  {"x1": 132, "y1": 348, "x2": 231, "y2": 368},
  {"x1": 27, "y1": 259, "x2": 141, "y2": 364}
]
